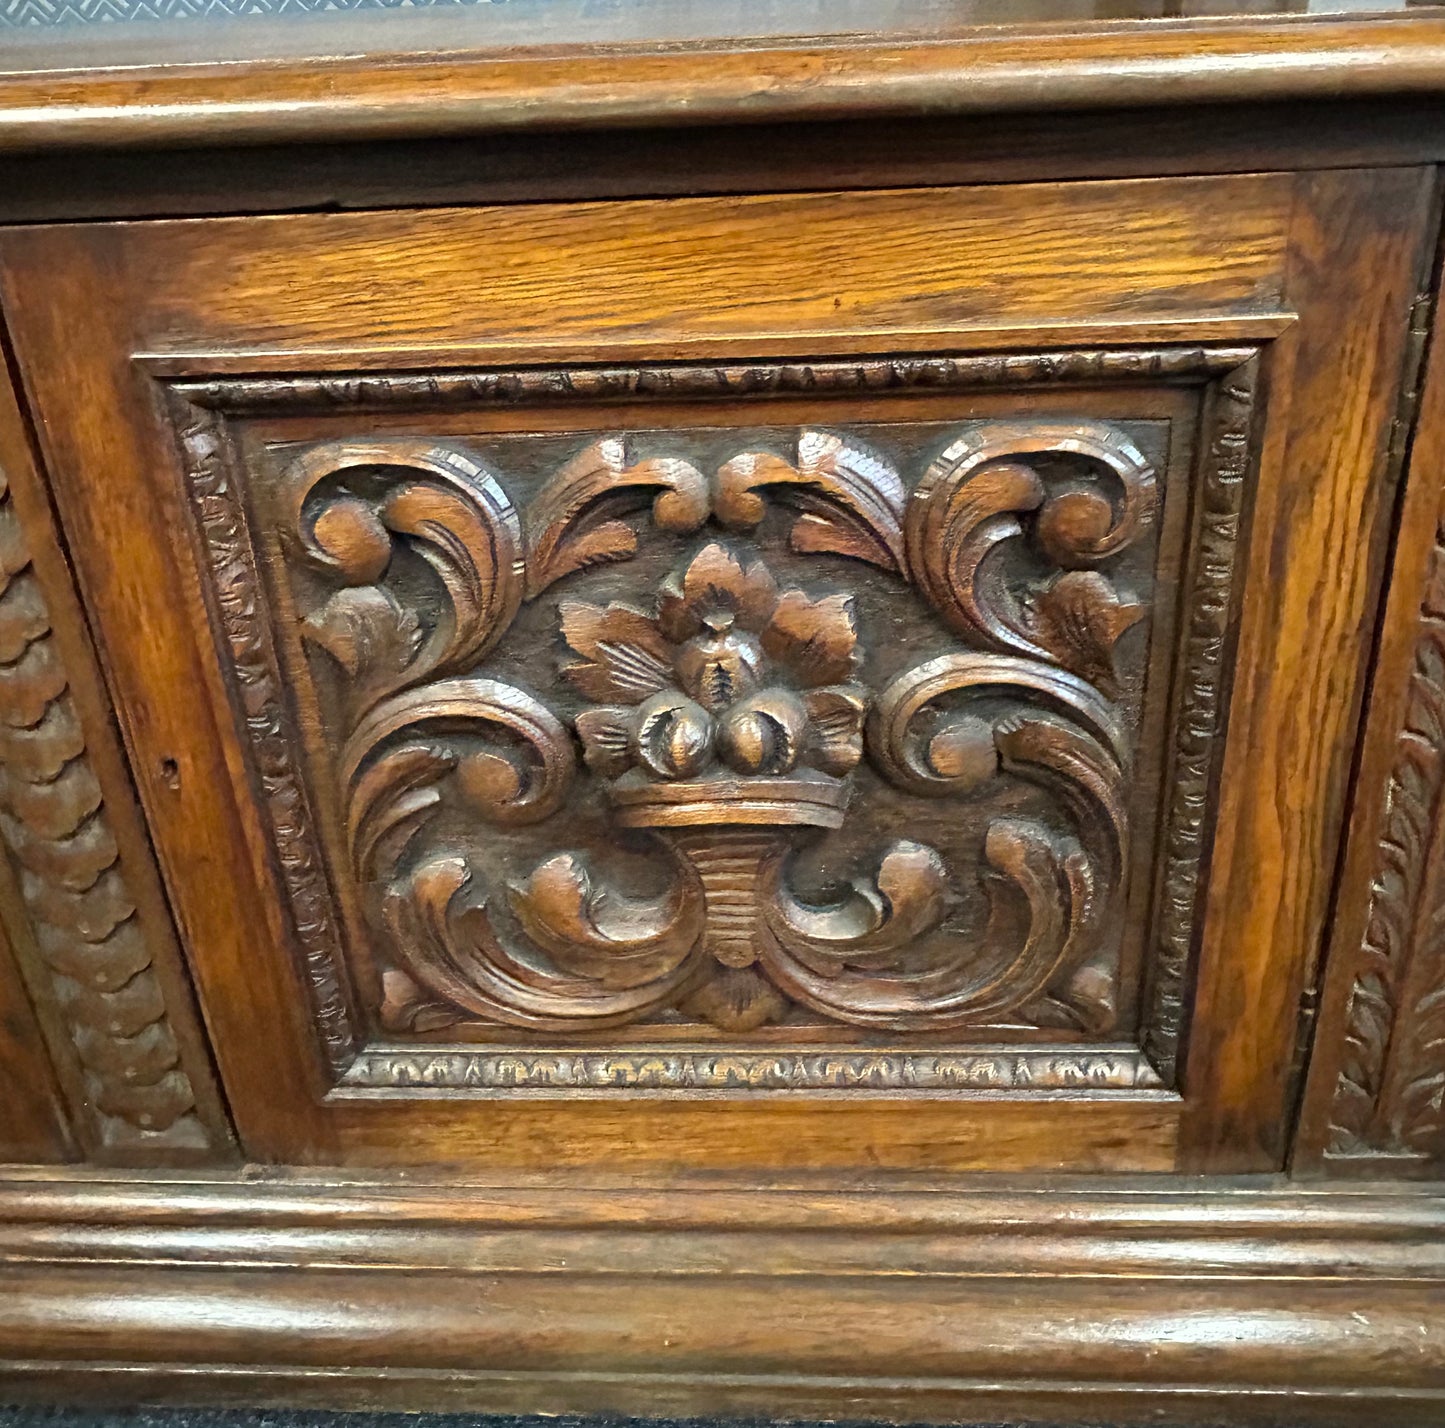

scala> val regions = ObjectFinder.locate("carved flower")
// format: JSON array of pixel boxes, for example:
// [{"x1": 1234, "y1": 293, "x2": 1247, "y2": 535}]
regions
[{"x1": 561, "y1": 543, "x2": 867, "y2": 780}]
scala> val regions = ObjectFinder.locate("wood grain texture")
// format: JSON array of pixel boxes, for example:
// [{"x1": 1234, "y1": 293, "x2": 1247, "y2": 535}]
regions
[
  {"x1": 0, "y1": 352, "x2": 234, "y2": 1166},
  {"x1": 1296, "y1": 227, "x2": 1445, "y2": 1177},
  {"x1": 0, "y1": 169, "x2": 1426, "y2": 1179},
  {"x1": 1178, "y1": 167, "x2": 1439, "y2": 1172},
  {"x1": 2, "y1": 13, "x2": 1445, "y2": 152},
  {"x1": 0, "y1": 915, "x2": 71, "y2": 1163},
  {"x1": 90, "y1": 178, "x2": 1295, "y2": 366},
  {"x1": 0, "y1": 1173, "x2": 1440, "y2": 1424}
]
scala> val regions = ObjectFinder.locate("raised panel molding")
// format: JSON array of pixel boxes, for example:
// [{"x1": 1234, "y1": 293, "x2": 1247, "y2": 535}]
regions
[{"x1": 167, "y1": 346, "x2": 1259, "y2": 1098}]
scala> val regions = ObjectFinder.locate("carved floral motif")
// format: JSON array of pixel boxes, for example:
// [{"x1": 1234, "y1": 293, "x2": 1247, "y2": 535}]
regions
[{"x1": 280, "y1": 423, "x2": 1151, "y2": 1039}]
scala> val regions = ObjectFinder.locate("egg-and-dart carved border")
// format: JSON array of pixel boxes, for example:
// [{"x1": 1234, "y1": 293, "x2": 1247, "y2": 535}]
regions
[{"x1": 164, "y1": 344, "x2": 1260, "y2": 1096}]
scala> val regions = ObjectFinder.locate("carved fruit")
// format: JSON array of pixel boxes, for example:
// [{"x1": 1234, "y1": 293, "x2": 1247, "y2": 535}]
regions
[
  {"x1": 632, "y1": 692, "x2": 715, "y2": 779},
  {"x1": 673, "y1": 621, "x2": 765, "y2": 712},
  {"x1": 718, "y1": 689, "x2": 808, "y2": 775}
]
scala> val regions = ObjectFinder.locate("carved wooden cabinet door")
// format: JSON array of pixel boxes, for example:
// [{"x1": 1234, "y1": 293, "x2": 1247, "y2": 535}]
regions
[{"x1": 0, "y1": 170, "x2": 1431, "y2": 1173}]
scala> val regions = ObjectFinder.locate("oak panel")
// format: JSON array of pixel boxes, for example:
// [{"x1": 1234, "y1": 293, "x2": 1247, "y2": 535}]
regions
[
  {"x1": 91, "y1": 178, "x2": 1299, "y2": 365},
  {"x1": 0, "y1": 169, "x2": 1426, "y2": 1174},
  {"x1": 1295, "y1": 189, "x2": 1445, "y2": 1177},
  {"x1": 1180, "y1": 167, "x2": 1439, "y2": 1170}
]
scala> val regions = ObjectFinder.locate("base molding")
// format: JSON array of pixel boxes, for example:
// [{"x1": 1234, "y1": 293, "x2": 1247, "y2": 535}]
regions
[{"x1": 0, "y1": 1171, "x2": 1442, "y2": 1424}]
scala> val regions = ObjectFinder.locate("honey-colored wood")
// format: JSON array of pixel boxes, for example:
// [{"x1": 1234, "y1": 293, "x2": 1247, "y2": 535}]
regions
[
  {"x1": 0, "y1": 339, "x2": 235, "y2": 1166},
  {"x1": 3, "y1": 11, "x2": 1445, "y2": 152},
  {"x1": 0, "y1": 166, "x2": 1425, "y2": 1180},
  {"x1": 1180, "y1": 166, "x2": 1440, "y2": 1171},
  {"x1": 0, "y1": 12, "x2": 1444, "y2": 1414},
  {"x1": 1295, "y1": 214, "x2": 1445, "y2": 1178},
  {"x1": 114, "y1": 180, "x2": 1294, "y2": 366},
  {"x1": 0, "y1": 1171, "x2": 1441, "y2": 1425}
]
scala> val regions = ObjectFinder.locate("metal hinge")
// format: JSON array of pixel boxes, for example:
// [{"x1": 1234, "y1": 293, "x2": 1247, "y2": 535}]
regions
[
  {"x1": 1289, "y1": 984, "x2": 1323, "y2": 1092},
  {"x1": 1385, "y1": 287, "x2": 1435, "y2": 478}
]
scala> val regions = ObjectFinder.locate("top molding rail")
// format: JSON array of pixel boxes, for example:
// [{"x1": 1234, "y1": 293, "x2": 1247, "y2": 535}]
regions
[{"x1": 4, "y1": 13, "x2": 1445, "y2": 152}]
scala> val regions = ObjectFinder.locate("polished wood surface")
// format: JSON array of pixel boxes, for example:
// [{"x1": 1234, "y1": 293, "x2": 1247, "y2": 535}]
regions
[
  {"x1": 0, "y1": 171, "x2": 1372, "y2": 1175},
  {"x1": 0, "y1": 7, "x2": 1443, "y2": 1419},
  {"x1": 0, "y1": 918, "x2": 71, "y2": 1164},
  {"x1": 0, "y1": 352, "x2": 233, "y2": 1166},
  {"x1": 4, "y1": 11, "x2": 1445, "y2": 150},
  {"x1": 0, "y1": 1171, "x2": 1440, "y2": 1424}
]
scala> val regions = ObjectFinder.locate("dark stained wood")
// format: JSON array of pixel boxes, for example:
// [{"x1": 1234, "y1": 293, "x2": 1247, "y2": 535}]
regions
[
  {"x1": 0, "y1": 915, "x2": 72, "y2": 1164},
  {"x1": 5, "y1": 100, "x2": 1445, "y2": 226}
]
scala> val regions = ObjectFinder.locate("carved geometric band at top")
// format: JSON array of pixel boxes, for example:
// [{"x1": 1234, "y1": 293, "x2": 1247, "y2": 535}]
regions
[
  {"x1": 0, "y1": 465, "x2": 207, "y2": 1150},
  {"x1": 171, "y1": 349, "x2": 1258, "y2": 1094}
]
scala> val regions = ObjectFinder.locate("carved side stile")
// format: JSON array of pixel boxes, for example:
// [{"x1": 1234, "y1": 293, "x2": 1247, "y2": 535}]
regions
[
  {"x1": 0, "y1": 463, "x2": 212, "y2": 1151},
  {"x1": 1326, "y1": 520, "x2": 1445, "y2": 1163}
]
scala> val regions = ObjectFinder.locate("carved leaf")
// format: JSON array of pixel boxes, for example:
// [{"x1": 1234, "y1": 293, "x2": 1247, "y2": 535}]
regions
[
  {"x1": 574, "y1": 706, "x2": 635, "y2": 778},
  {"x1": 761, "y1": 817, "x2": 1097, "y2": 1031},
  {"x1": 302, "y1": 586, "x2": 423, "y2": 683},
  {"x1": 906, "y1": 422, "x2": 1156, "y2": 665},
  {"x1": 382, "y1": 852, "x2": 705, "y2": 1031},
  {"x1": 803, "y1": 685, "x2": 868, "y2": 776},
  {"x1": 558, "y1": 601, "x2": 673, "y2": 704},
  {"x1": 661, "y1": 542, "x2": 780, "y2": 638},
  {"x1": 509, "y1": 850, "x2": 706, "y2": 986},
  {"x1": 869, "y1": 652, "x2": 1126, "y2": 799},
  {"x1": 1029, "y1": 571, "x2": 1147, "y2": 696},
  {"x1": 1398, "y1": 982, "x2": 1445, "y2": 1153},
  {"x1": 762, "y1": 590, "x2": 859, "y2": 686},
  {"x1": 284, "y1": 442, "x2": 523, "y2": 700},
  {"x1": 524, "y1": 439, "x2": 708, "y2": 596},
  {"x1": 379, "y1": 968, "x2": 461, "y2": 1033},
  {"x1": 343, "y1": 678, "x2": 574, "y2": 858},
  {"x1": 714, "y1": 431, "x2": 907, "y2": 572},
  {"x1": 348, "y1": 742, "x2": 454, "y2": 880},
  {"x1": 763, "y1": 840, "x2": 951, "y2": 976}
]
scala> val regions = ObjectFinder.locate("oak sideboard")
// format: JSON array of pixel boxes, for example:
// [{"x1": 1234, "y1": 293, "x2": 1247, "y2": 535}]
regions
[{"x1": 0, "y1": 2, "x2": 1443, "y2": 1421}]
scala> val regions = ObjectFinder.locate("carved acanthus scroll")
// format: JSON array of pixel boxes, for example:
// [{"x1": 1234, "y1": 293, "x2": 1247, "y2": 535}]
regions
[{"x1": 280, "y1": 420, "x2": 1153, "y2": 1040}]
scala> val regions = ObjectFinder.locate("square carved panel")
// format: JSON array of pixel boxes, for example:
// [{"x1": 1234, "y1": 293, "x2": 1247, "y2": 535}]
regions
[{"x1": 166, "y1": 346, "x2": 1258, "y2": 1100}]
